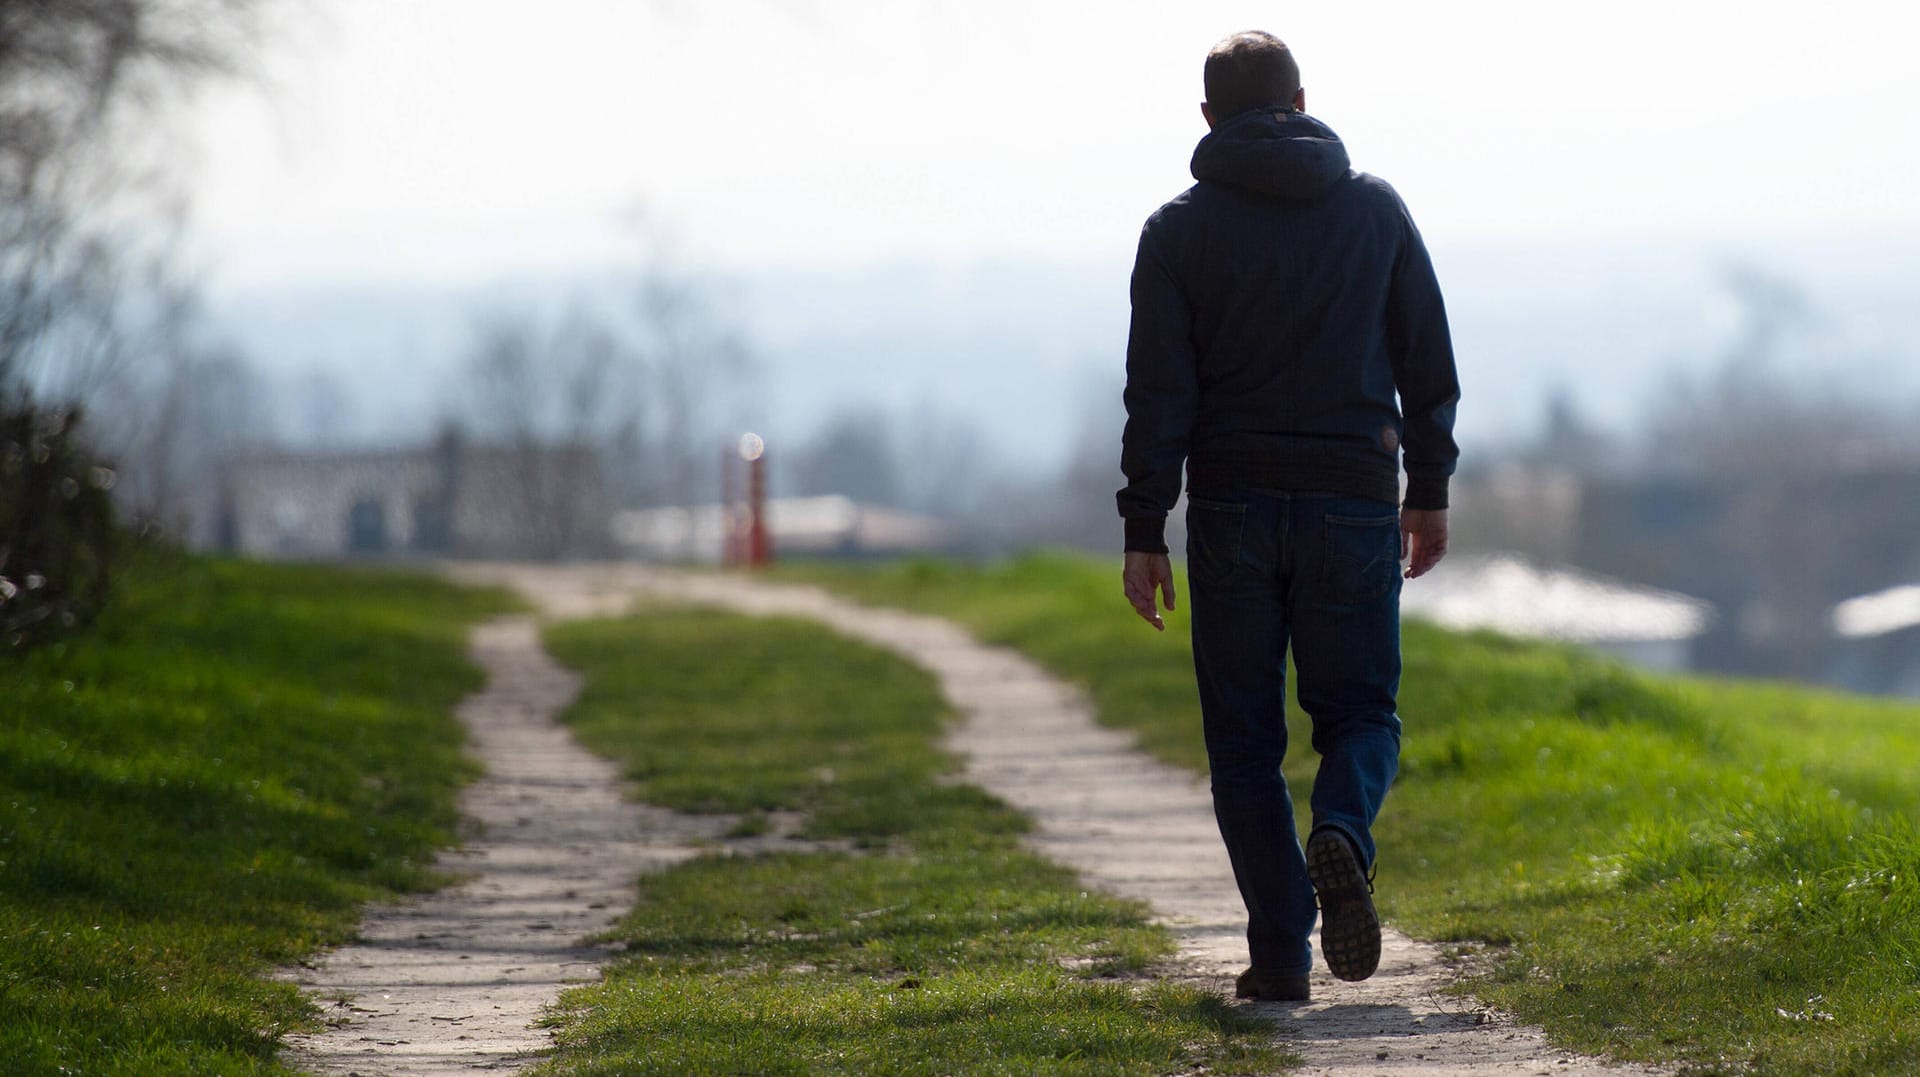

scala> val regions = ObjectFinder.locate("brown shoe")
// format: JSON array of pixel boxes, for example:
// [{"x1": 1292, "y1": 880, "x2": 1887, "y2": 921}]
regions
[
  {"x1": 1306, "y1": 827, "x2": 1381, "y2": 981},
  {"x1": 1235, "y1": 967, "x2": 1310, "y2": 1002}
]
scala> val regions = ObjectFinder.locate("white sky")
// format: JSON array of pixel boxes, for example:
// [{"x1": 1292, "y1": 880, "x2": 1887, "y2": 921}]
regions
[{"x1": 187, "y1": 0, "x2": 1920, "y2": 287}]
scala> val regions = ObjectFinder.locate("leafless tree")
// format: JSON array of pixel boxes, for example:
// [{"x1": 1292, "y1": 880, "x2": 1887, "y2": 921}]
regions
[
  {"x1": 629, "y1": 265, "x2": 755, "y2": 510},
  {"x1": 1640, "y1": 264, "x2": 1920, "y2": 477},
  {"x1": 1579, "y1": 264, "x2": 1920, "y2": 678},
  {"x1": 84, "y1": 273, "x2": 270, "y2": 532},
  {"x1": 284, "y1": 363, "x2": 359, "y2": 448},
  {"x1": 465, "y1": 316, "x2": 547, "y2": 445},
  {"x1": 1006, "y1": 370, "x2": 1130, "y2": 551},
  {"x1": 3, "y1": 0, "x2": 278, "y2": 552},
  {"x1": 2, "y1": 0, "x2": 271, "y2": 396},
  {"x1": 447, "y1": 213, "x2": 761, "y2": 558},
  {"x1": 787, "y1": 408, "x2": 902, "y2": 506},
  {"x1": 889, "y1": 401, "x2": 991, "y2": 518},
  {"x1": 457, "y1": 311, "x2": 628, "y2": 558}
]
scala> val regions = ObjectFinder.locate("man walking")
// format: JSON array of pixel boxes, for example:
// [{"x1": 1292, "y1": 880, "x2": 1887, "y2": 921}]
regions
[{"x1": 1117, "y1": 30, "x2": 1460, "y2": 1003}]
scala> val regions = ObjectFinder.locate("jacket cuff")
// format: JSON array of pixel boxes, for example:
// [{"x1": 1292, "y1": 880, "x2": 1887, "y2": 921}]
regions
[
  {"x1": 1124, "y1": 515, "x2": 1170, "y2": 554},
  {"x1": 1402, "y1": 474, "x2": 1450, "y2": 511}
]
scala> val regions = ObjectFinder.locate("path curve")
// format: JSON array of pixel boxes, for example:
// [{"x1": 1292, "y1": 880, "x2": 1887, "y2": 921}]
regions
[
  {"x1": 284, "y1": 562, "x2": 1660, "y2": 1075},
  {"x1": 497, "y1": 563, "x2": 1661, "y2": 1077}
]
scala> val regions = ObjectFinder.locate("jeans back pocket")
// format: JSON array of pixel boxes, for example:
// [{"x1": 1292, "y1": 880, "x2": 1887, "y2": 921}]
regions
[
  {"x1": 1186, "y1": 497, "x2": 1248, "y2": 585},
  {"x1": 1322, "y1": 512, "x2": 1400, "y2": 604}
]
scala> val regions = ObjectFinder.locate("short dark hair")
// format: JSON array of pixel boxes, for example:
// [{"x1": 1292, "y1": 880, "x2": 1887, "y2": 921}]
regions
[{"x1": 1203, "y1": 31, "x2": 1300, "y2": 120}]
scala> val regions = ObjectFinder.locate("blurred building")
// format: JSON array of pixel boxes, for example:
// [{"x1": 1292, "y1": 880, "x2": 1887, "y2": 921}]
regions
[
  {"x1": 1452, "y1": 459, "x2": 1920, "y2": 690},
  {"x1": 1401, "y1": 554, "x2": 1713, "y2": 671},
  {"x1": 1571, "y1": 466, "x2": 1920, "y2": 681},
  {"x1": 1827, "y1": 583, "x2": 1920, "y2": 697},
  {"x1": 612, "y1": 495, "x2": 953, "y2": 563},
  {"x1": 201, "y1": 436, "x2": 609, "y2": 561}
]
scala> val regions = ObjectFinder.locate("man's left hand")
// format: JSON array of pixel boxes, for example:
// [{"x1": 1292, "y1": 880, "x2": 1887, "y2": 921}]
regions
[
  {"x1": 1401, "y1": 508, "x2": 1449, "y2": 579},
  {"x1": 1123, "y1": 551, "x2": 1177, "y2": 631}
]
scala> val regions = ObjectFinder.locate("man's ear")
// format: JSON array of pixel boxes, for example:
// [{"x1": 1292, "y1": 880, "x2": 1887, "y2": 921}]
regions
[
  {"x1": 1200, "y1": 101, "x2": 1217, "y2": 130},
  {"x1": 1293, "y1": 87, "x2": 1307, "y2": 113}
]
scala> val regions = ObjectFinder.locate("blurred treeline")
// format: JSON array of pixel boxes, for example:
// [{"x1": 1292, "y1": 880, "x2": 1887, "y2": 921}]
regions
[{"x1": 1451, "y1": 266, "x2": 1920, "y2": 684}]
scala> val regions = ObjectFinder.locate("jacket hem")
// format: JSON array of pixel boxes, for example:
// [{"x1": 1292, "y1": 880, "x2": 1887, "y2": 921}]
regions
[{"x1": 1187, "y1": 454, "x2": 1400, "y2": 507}]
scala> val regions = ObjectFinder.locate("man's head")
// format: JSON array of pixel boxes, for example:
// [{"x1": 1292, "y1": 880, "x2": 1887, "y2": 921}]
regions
[{"x1": 1202, "y1": 31, "x2": 1304, "y2": 129}]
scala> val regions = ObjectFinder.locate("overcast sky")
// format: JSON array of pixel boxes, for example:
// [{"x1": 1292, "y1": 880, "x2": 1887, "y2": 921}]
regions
[{"x1": 186, "y1": 0, "x2": 1920, "y2": 289}]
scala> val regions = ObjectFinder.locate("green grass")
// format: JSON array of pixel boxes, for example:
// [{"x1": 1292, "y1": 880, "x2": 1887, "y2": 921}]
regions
[
  {"x1": 0, "y1": 549, "x2": 516, "y2": 1076},
  {"x1": 536, "y1": 609, "x2": 1290, "y2": 1076},
  {"x1": 780, "y1": 551, "x2": 1920, "y2": 1076}
]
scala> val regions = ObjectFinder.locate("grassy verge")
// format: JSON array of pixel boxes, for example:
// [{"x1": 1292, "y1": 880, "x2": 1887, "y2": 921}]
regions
[
  {"x1": 537, "y1": 608, "x2": 1289, "y2": 1076},
  {"x1": 781, "y1": 551, "x2": 1920, "y2": 1076},
  {"x1": 0, "y1": 549, "x2": 516, "y2": 1075}
]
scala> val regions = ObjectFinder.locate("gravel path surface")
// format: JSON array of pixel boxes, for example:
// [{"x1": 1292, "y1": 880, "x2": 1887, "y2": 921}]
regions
[
  {"x1": 277, "y1": 613, "x2": 731, "y2": 1075},
  {"x1": 280, "y1": 563, "x2": 1659, "y2": 1075},
  {"x1": 569, "y1": 565, "x2": 1660, "y2": 1077}
]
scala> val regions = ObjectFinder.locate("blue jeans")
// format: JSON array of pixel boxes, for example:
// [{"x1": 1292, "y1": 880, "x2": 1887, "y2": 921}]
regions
[{"x1": 1186, "y1": 491, "x2": 1403, "y2": 975}]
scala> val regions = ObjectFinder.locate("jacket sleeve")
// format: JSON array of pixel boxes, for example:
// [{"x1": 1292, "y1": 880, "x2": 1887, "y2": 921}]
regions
[
  {"x1": 1385, "y1": 199, "x2": 1461, "y2": 510},
  {"x1": 1116, "y1": 222, "x2": 1200, "y2": 553}
]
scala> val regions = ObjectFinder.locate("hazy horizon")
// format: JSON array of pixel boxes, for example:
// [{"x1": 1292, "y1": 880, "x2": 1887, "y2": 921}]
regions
[
  {"x1": 204, "y1": 232, "x2": 1920, "y2": 479},
  {"x1": 163, "y1": 0, "x2": 1920, "y2": 492}
]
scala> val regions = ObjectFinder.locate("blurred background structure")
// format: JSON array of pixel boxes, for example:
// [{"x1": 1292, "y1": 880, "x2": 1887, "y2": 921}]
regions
[{"x1": 6, "y1": 0, "x2": 1920, "y2": 692}]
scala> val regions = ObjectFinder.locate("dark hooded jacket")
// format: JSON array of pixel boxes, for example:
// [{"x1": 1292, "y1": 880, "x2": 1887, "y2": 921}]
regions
[{"x1": 1117, "y1": 108, "x2": 1461, "y2": 553}]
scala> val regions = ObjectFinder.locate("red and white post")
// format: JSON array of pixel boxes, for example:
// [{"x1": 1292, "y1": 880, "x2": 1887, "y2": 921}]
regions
[{"x1": 738, "y1": 432, "x2": 771, "y2": 568}]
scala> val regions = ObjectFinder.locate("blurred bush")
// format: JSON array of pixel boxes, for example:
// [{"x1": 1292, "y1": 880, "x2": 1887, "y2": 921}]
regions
[{"x1": 0, "y1": 399, "x2": 116, "y2": 649}]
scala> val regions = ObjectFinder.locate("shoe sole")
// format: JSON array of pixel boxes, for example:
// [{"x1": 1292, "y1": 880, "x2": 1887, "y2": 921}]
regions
[
  {"x1": 1306, "y1": 829, "x2": 1381, "y2": 982},
  {"x1": 1235, "y1": 971, "x2": 1311, "y2": 1002}
]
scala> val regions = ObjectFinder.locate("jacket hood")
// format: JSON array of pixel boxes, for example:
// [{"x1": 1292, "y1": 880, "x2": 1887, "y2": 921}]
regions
[{"x1": 1190, "y1": 108, "x2": 1351, "y2": 200}]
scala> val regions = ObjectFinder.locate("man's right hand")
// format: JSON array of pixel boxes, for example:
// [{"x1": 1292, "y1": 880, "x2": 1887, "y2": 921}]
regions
[
  {"x1": 1122, "y1": 551, "x2": 1177, "y2": 631},
  {"x1": 1401, "y1": 508, "x2": 1449, "y2": 579}
]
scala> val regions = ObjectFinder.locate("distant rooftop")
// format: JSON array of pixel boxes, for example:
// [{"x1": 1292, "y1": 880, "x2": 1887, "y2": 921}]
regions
[
  {"x1": 1403, "y1": 555, "x2": 1712, "y2": 643},
  {"x1": 1832, "y1": 583, "x2": 1920, "y2": 639},
  {"x1": 612, "y1": 496, "x2": 950, "y2": 562}
]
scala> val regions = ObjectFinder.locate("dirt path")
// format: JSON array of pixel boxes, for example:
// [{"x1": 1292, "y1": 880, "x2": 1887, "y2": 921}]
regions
[
  {"x1": 277, "y1": 615, "x2": 733, "y2": 1074},
  {"x1": 284, "y1": 563, "x2": 1658, "y2": 1075},
  {"x1": 486, "y1": 564, "x2": 1661, "y2": 1077}
]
